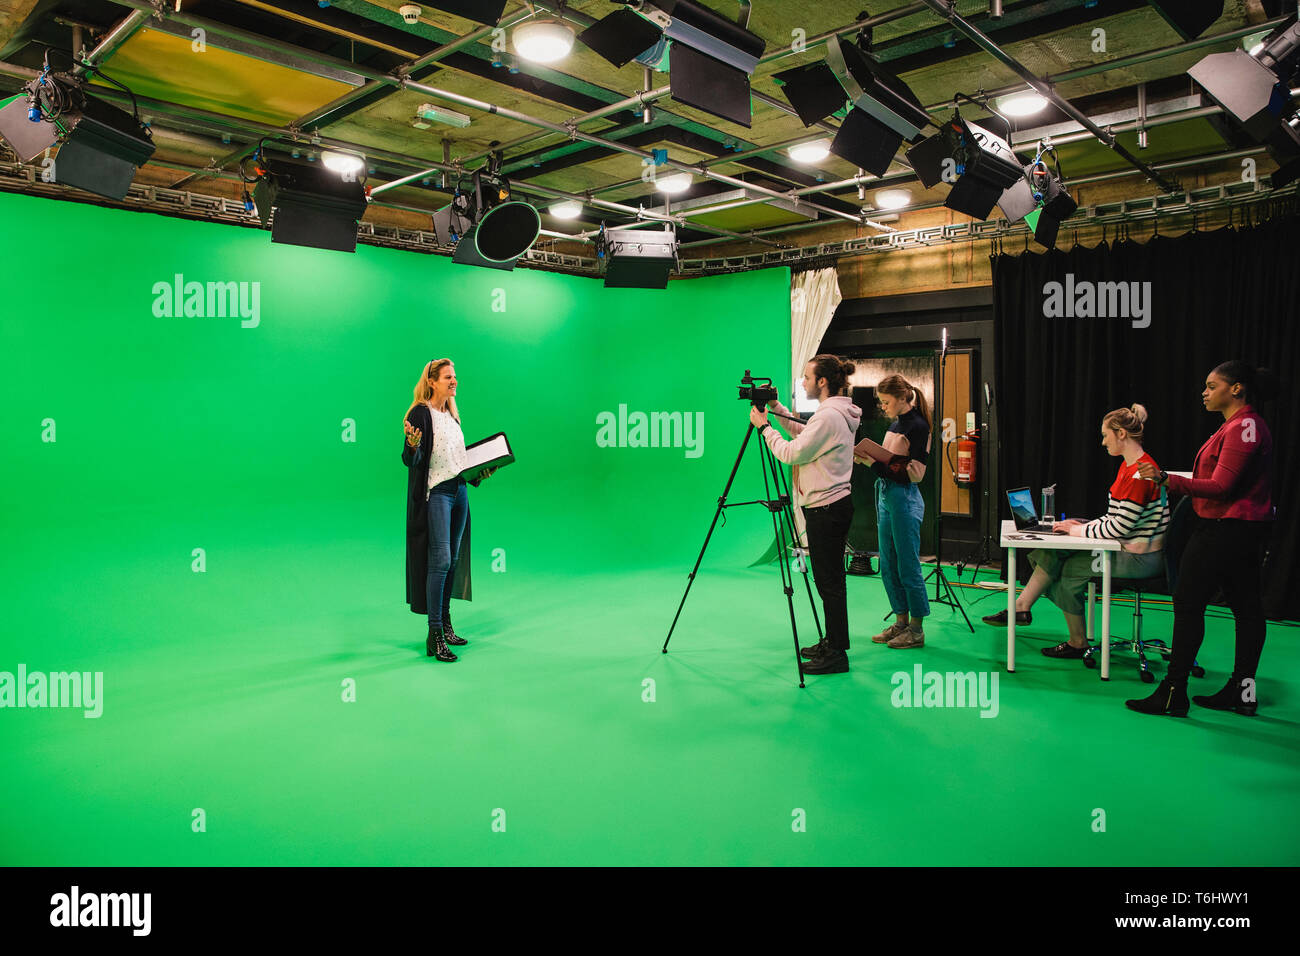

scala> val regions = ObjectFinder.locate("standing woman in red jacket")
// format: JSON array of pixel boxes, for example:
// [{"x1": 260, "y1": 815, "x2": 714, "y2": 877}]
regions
[{"x1": 1129, "y1": 361, "x2": 1278, "y2": 717}]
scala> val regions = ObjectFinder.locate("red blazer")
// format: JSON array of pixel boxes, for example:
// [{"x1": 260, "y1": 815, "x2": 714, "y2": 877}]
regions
[{"x1": 1166, "y1": 405, "x2": 1273, "y2": 521}]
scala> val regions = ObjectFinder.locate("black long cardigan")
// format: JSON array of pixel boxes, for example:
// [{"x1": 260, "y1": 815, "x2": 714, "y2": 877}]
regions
[{"x1": 402, "y1": 402, "x2": 471, "y2": 614}]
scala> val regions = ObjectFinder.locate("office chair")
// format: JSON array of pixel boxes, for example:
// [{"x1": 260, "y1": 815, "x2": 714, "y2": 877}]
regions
[{"x1": 1081, "y1": 495, "x2": 1205, "y2": 682}]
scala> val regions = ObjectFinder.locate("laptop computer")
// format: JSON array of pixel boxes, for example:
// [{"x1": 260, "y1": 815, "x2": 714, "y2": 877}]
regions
[{"x1": 1006, "y1": 486, "x2": 1066, "y2": 534}]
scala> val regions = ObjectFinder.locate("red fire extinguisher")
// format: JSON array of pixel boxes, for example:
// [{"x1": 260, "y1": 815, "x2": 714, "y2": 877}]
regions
[{"x1": 956, "y1": 430, "x2": 978, "y2": 485}]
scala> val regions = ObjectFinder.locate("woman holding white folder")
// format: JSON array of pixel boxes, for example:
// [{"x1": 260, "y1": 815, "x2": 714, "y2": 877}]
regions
[
  {"x1": 402, "y1": 359, "x2": 496, "y2": 662},
  {"x1": 855, "y1": 375, "x2": 933, "y2": 649}
]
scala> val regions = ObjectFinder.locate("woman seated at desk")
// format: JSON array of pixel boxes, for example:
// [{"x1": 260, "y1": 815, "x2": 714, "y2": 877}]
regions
[{"x1": 983, "y1": 404, "x2": 1171, "y2": 658}]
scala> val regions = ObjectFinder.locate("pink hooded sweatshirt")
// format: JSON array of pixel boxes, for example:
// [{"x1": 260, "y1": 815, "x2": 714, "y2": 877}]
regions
[{"x1": 763, "y1": 397, "x2": 863, "y2": 508}]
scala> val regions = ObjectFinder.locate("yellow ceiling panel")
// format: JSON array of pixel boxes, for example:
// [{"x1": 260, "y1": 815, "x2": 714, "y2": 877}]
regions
[{"x1": 85, "y1": 27, "x2": 355, "y2": 127}]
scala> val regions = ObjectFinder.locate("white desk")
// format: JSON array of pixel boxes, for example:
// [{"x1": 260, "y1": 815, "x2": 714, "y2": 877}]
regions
[{"x1": 999, "y1": 520, "x2": 1122, "y2": 680}]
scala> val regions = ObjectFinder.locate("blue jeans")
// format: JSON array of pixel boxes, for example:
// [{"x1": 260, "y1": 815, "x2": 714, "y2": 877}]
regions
[
  {"x1": 876, "y1": 478, "x2": 929, "y2": 618},
  {"x1": 427, "y1": 477, "x2": 468, "y2": 630}
]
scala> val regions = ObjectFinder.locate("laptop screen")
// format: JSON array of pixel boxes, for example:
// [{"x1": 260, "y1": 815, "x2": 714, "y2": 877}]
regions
[{"x1": 1006, "y1": 487, "x2": 1039, "y2": 526}]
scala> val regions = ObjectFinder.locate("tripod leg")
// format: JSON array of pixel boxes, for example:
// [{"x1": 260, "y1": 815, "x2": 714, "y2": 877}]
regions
[
  {"x1": 757, "y1": 433, "x2": 806, "y2": 687},
  {"x1": 663, "y1": 424, "x2": 756, "y2": 653},
  {"x1": 938, "y1": 566, "x2": 975, "y2": 632},
  {"x1": 764, "y1": 444, "x2": 823, "y2": 640}
]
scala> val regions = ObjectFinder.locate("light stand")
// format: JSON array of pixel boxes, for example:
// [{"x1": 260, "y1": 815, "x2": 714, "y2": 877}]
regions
[
  {"x1": 928, "y1": 329, "x2": 975, "y2": 631},
  {"x1": 957, "y1": 379, "x2": 997, "y2": 580}
]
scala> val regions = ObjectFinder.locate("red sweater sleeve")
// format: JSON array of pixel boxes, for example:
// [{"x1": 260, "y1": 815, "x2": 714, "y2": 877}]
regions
[{"x1": 1167, "y1": 418, "x2": 1258, "y2": 500}]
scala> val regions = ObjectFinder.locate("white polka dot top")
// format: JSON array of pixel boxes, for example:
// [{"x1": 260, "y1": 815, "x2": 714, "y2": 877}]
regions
[{"x1": 425, "y1": 404, "x2": 468, "y2": 497}]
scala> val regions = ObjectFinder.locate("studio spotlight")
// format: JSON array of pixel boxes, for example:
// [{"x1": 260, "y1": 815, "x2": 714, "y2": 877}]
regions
[
  {"x1": 773, "y1": 35, "x2": 928, "y2": 176},
  {"x1": 874, "y1": 188, "x2": 912, "y2": 210},
  {"x1": 548, "y1": 200, "x2": 583, "y2": 219},
  {"x1": 577, "y1": 1, "x2": 766, "y2": 127},
  {"x1": 1147, "y1": 0, "x2": 1225, "y2": 42},
  {"x1": 597, "y1": 223, "x2": 678, "y2": 289},
  {"x1": 906, "y1": 107, "x2": 1024, "y2": 220},
  {"x1": 787, "y1": 139, "x2": 831, "y2": 163},
  {"x1": 654, "y1": 172, "x2": 693, "y2": 194},
  {"x1": 1187, "y1": 16, "x2": 1300, "y2": 156},
  {"x1": 246, "y1": 147, "x2": 368, "y2": 253},
  {"x1": 997, "y1": 143, "x2": 1077, "y2": 249},
  {"x1": 0, "y1": 58, "x2": 154, "y2": 201},
  {"x1": 432, "y1": 155, "x2": 541, "y2": 271},
  {"x1": 995, "y1": 91, "x2": 1048, "y2": 117},
  {"x1": 513, "y1": 19, "x2": 575, "y2": 63},
  {"x1": 321, "y1": 150, "x2": 365, "y2": 177}
]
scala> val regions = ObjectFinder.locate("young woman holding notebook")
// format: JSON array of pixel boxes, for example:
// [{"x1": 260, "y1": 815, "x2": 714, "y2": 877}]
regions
[
  {"x1": 857, "y1": 375, "x2": 933, "y2": 650},
  {"x1": 401, "y1": 358, "x2": 496, "y2": 663}
]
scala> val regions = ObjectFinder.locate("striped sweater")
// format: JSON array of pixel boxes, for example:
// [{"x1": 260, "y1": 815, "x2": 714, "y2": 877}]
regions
[{"x1": 1074, "y1": 453, "x2": 1170, "y2": 553}]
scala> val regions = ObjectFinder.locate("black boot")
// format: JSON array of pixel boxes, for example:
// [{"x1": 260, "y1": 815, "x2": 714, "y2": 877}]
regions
[
  {"x1": 427, "y1": 623, "x2": 458, "y2": 662},
  {"x1": 1125, "y1": 678, "x2": 1188, "y2": 717},
  {"x1": 442, "y1": 611, "x2": 467, "y2": 646},
  {"x1": 1193, "y1": 675, "x2": 1258, "y2": 716}
]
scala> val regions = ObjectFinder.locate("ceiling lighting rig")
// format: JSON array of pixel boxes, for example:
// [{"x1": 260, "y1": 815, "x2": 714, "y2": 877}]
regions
[
  {"x1": 0, "y1": 48, "x2": 154, "y2": 200},
  {"x1": 577, "y1": 0, "x2": 766, "y2": 127},
  {"x1": 432, "y1": 150, "x2": 542, "y2": 271},
  {"x1": 241, "y1": 139, "x2": 369, "y2": 253}
]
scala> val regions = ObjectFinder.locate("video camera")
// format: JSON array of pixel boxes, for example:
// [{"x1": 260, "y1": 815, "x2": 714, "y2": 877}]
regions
[{"x1": 738, "y1": 370, "x2": 778, "y2": 408}]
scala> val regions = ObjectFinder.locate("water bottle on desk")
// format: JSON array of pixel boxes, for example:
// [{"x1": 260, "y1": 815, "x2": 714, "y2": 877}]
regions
[{"x1": 1041, "y1": 484, "x2": 1056, "y2": 531}]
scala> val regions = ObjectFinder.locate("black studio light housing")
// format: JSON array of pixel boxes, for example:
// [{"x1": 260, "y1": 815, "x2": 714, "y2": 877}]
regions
[
  {"x1": 577, "y1": 0, "x2": 766, "y2": 127},
  {"x1": 419, "y1": 1, "x2": 509, "y2": 26},
  {"x1": 432, "y1": 154, "x2": 541, "y2": 272},
  {"x1": 1146, "y1": 0, "x2": 1224, "y2": 41},
  {"x1": 773, "y1": 33, "x2": 929, "y2": 176},
  {"x1": 1187, "y1": 16, "x2": 1300, "y2": 168},
  {"x1": 907, "y1": 106, "x2": 1024, "y2": 221},
  {"x1": 596, "y1": 223, "x2": 678, "y2": 289},
  {"x1": 0, "y1": 55, "x2": 154, "y2": 201},
  {"x1": 998, "y1": 143, "x2": 1077, "y2": 249},
  {"x1": 245, "y1": 146, "x2": 369, "y2": 253}
]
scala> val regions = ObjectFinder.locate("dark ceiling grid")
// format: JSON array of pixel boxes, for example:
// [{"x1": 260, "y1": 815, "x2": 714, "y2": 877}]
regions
[{"x1": 0, "y1": 0, "x2": 1293, "y2": 258}]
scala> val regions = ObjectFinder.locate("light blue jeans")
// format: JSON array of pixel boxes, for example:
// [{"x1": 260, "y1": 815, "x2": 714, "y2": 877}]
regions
[{"x1": 876, "y1": 478, "x2": 930, "y2": 618}]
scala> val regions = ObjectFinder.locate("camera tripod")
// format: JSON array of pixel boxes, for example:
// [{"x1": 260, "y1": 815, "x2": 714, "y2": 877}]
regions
[{"x1": 662, "y1": 417, "x2": 823, "y2": 688}]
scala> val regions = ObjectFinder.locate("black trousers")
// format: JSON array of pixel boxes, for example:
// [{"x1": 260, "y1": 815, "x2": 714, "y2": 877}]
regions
[
  {"x1": 802, "y1": 494, "x2": 855, "y2": 651},
  {"x1": 1167, "y1": 514, "x2": 1271, "y2": 683}
]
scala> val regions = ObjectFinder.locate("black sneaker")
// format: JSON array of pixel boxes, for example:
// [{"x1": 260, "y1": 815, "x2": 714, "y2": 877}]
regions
[
  {"x1": 982, "y1": 609, "x2": 1031, "y2": 626},
  {"x1": 1042, "y1": 641, "x2": 1090, "y2": 659},
  {"x1": 800, "y1": 636, "x2": 830, "y2": 659},
  {"x1": 803, "y1": 647, "x2": 849, "y2": 675}
]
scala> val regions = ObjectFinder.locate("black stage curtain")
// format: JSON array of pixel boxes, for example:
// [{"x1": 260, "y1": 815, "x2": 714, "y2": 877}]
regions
[{"x1": 992, "y1": 212, "x2": 1300, "y2": 620}]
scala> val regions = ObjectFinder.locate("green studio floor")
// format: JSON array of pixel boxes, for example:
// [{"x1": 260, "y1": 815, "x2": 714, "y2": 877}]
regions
[{"x1": 2, "y1": 500, "x2": 1297, "y2": 867}]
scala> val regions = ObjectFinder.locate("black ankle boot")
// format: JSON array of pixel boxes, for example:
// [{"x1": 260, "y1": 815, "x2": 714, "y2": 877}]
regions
[
  {"x1": 427, "y1": 624, "x2": 457, "y2": 662},
  {"x1": 1193, "y1": 675, "x2": 1258, "y2": 716},
  {"x1": 1125, "y1": 678, "x2": 1189, "y2": 717},
  {"x1": 442, "y1": 613, "x2": 466, "y2": 646}
]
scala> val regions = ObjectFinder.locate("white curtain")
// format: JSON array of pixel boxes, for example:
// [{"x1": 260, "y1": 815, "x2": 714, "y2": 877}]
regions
[
  {"x1": 783, "y1": 267, "x2": 842, "y2": 551},
  {"x1": 790, "y1": 266, "x2": 842, "y2": 410}
]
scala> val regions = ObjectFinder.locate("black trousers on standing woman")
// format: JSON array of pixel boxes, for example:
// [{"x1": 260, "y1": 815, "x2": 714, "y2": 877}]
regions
[
  {"x1": 1167, "y1": 513, "x2": 1271, "y2": 683},
  {"x1": 801, "y1": 494, "x2": 855, "y2": 651}
]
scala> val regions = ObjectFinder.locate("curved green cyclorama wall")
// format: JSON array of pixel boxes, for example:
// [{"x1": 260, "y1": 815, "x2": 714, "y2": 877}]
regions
[{"x1": 0, "y1": 191, "x2": 790, "y2": 585}]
